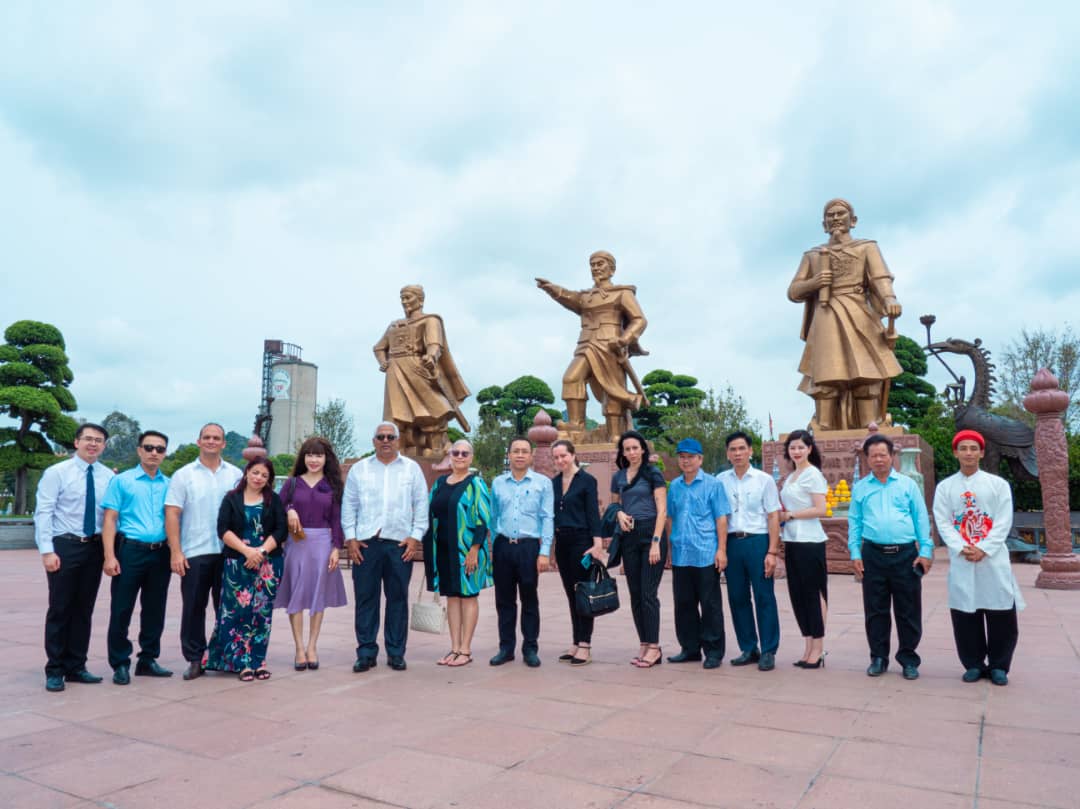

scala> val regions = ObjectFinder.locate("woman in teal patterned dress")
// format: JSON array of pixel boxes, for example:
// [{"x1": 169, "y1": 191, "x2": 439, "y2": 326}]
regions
[
  {"x1": 206, "y1": 458, "x2": 287, "y2": 681},
  {"x1": 423, "y1": 439, "x2": 492, "y2": 667}
]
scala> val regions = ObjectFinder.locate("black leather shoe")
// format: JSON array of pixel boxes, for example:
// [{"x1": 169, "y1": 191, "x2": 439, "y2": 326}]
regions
[
  {"x1": 757, "y1": 652, "x2": 776, "y2": 671},
  {"x1": 489, "y1": 650, "x2": 515, "y2": 666},
  {"x1": 902, "y1": 664, "x2": 919, "y2": 680},
  {"x1": 523, "y1": 651, "x2": 541, "y2": 668},
  {"x1": 962, "y1": 667, "x2": 984, "y2": 683},
  {"x1": 388, "y1": 656, "x2": 407, "y2": 671},
  {"x1": 45, "y1": 674, "x2": 65, "y2": 692},
  {"x1": 65, "y1": 669, "x2": 104, "y2": 684},
  {"x1": 730, "y1": 649, "x2": 760, "y2": 666},
  {"x1": 135, "y1": 660, "x2": 173, "y2": 678},
  {"x1": 666, "y1": 650, "x2": 702, "y2": 663},
  {"x1": 182, "y1": 662, "x2": 204, "y2": 681},
  {"x1": 352, "y1": 658, "x2": 371, "y2": 673},
  {"x1": 113, "y1": 665, "x2": 131, "y2": 685},
  {"x1": 989, "y1": 668, "x2": 1008, "y2": 686},
  {"x1": 866, "y1": 657, "x2": 888, "y2": 677},
  {"x1": 703, "y1": 656, "x2": 722, "y2": 670}
]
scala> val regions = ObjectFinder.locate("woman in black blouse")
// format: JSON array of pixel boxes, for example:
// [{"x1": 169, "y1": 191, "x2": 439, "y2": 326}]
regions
[
  {"x1": 551, "y1": 439, "x2": 605, "y2": 666},
  {"x1": 611, "y1": 429, "x2": 668, "y2": 668}
]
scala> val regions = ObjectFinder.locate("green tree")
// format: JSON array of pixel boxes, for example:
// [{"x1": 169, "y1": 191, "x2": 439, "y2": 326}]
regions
[
  {"x1": 100, "y1": 410, "x2": 142, "y2": 471},
  {"x1": 908, "y1": 398, "x2": 959, "y2": 484},
  {"x1": 633, "y1": 369, "x2": 706, "y2": 440},
  {"x1": 0, "y1": 321, "x2": 79, "y2": 514},
  {"x1": 311, "y1": 398, "x2": 358, "y2": 458},
  {"x1": 477, "y1": 376, "x2": 561, "y2": 435},
  {"x1": 161, "y1": 443, "x2": 199, "y2": 477},
  {"x1": 270, "y1": 453, "x2": 296, "y2": 478},
  {"x1": 654, "y1": 385, "x2": 759, "y2": 473},
  {"x1": 996, "y1": 325, "x2": 1079, "y2": 431},
  {"x1": 223, "y1": 431, "x2": 248, "y2": 466},
  {"x1": 468, "y1": 413, "x2": 514, "y2": 482},
  {"x1": 887, "y1": 335, "x2": 938, "y2": 428}
]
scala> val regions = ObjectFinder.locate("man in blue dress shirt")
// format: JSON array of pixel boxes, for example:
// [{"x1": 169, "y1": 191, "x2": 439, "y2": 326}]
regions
[
  {"x1": 666, "y1": 438, "x2": 730, "y2": 669},
  {"x1": 102, "y1": 431, "x2": 173, "y2": 685},
  {"x1": 848, "y1": 433, "x2": 933, "y2": 679},
  {"x1": 34, "y1": 422, "x2": 114, "y2": 692},
  {"x1": 489, "y1": 437, "x2": 554, "y2": 667}
]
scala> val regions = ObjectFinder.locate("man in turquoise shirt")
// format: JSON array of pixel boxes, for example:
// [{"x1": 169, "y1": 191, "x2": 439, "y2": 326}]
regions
[
  {"x1": 848, "y1": 433, "x2": 933, "y2": 680},
  {"x1": 102, "y1": 431, "x2": 173, "y2": 684}
]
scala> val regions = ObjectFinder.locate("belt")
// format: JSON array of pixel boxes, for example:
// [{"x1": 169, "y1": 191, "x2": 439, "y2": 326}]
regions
[
  {"x1": 730, "y1": 531, "x2": 763, "y2": 539},
  {"x1": 496, "y1": 534, "x2": 538, "y2": 545},
  {"x1": 863, "y1": 541, "x2": 914, "y2": 555},
  {"x1": 127, "y1": 540, "x2": 168, "y2": 551},
  {"x1": 55, "y1": 533, "x2": 101, "y2": 543}
]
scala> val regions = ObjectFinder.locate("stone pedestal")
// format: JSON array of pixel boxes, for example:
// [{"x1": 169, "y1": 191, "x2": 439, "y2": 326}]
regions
[
  {"x1": 762, "y1": 429, "x2": 935, "y2": 573},
  {"x1": 1024, "y1": 369, "x2": 1080, "y2": 589}
]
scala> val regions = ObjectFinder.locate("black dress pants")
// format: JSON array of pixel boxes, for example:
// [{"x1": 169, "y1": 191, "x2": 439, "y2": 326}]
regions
[
  {"x1": 672, "y1": 564, "x2": 725, "y2": 659},
  {"x1": 951, "y1": 606, "x2": 1019, "y2": 673},
  {"x1": 554, "y1": 528, "x2": 595, "y2": 645},
  {"x1": 493, "y1": 535, "x2": 540, "y2": 653},
  {"x1": 620, "y1": 520, "x2": 665, "y2": 645},
  {"x1": 179, "y1": 553, "x2": 223, "y2": 663},
  {"x1": 107, "y1": 539, "x2": 171, "y2": 669},
  {"x1": 861, "y1": 541, "x2": 922, "y2": 667},
  {"x1": 44, "y1": 535, "x2": 104, "y2": 677}
]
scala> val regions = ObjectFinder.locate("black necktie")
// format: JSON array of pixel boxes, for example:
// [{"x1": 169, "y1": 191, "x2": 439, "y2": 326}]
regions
[{"x1": 83, "y1": 465, "x2": 96, "y2": 537}]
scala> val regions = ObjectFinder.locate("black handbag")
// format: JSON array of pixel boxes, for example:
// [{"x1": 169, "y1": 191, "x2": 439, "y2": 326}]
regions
[{"x1": 575, "y1": 562, "x2": 620, "y2": 617}]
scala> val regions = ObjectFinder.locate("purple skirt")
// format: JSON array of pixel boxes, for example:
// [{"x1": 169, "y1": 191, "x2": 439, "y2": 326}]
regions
[{"x1": 276, "y1": 527, "x2": 348, "y2": 614}]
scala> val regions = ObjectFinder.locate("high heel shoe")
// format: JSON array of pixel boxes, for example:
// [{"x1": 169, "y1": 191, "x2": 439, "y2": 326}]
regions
[
  {"x1": 797, "y1": 653, "x2": 826, "y2": 669},
  {"x1": 633, "y1": 645, "x2": 662, "y2": 668}
]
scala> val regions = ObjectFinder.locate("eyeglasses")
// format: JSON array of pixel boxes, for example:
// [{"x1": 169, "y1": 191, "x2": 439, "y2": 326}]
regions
[
  {"x1": 78, "y1": 436, "x2": 105, "y2": 444},
  {"x1": 141, "y1": 444, "x2": 167, "y2": 454},
  {"x1": 374, "y1": 434, "x2": 397, "y2": 442},
  {"x1": 449, "y1": 450, "x2": 471, "y2": 458}
]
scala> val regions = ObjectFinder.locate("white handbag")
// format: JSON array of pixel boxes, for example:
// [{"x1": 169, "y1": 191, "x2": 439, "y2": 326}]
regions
[{"x1": 410, "y1": 575, "x2": 447, "y2": 634}]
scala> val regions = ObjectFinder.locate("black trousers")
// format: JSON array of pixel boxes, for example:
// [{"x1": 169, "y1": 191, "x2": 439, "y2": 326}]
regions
[
  {"x1": 493, "y1": 535, "x2": 540, "y2": 653},
  {"x1": 785, "y1": 541, "x2": 828, "y2": 639},
  {"x1": 861, "y1": 541, "x2": 922, "y2": 667},
  {"x1": 107, "y1": 539, "x2": 171, "y2": 669},
  {"x1": 554, "y1": 528, "x2": 595, "y2": 645},
  {"x1": 351, "y1": 537, "x2": 413, "y2": 660},
  {"x1": 620, "y1": 520, "x2": 666, "y2": 645},
  {"x1": 672, "y1": 565, "x2": 725, "y2": 659},
  {"x1": 44, "y1": 535, "x2": 104, "y2": 677},
  {"x1": 179, "y1": 553, "x2": 223, "y2": 663},
  {"x1": 951, "y1": 606, "x2": 1019, "y2": 673}
]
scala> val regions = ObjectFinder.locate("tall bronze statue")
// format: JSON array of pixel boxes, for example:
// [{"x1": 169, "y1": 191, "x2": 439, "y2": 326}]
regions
[
  {"x1": 788, "y1": 199, "x2": 902, "y2": 432},
  {"x1": 536, "y1": 251, "x2": 649, "y2": 442},
  {"x1": 374, "y1": 285, "x2": 470, "y2": 456}
]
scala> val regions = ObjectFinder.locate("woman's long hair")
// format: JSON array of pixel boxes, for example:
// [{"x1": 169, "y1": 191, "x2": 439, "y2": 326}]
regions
[
  {"x1": 783, "y1": 429, "x2": 822, "y2": 470},
  {"x1": 291, "y1": 436, "x2": 344, "y2": 503}
]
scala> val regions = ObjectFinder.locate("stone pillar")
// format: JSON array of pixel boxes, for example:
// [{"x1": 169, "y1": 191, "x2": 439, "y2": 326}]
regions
[
  {"x1": 1024, "y1": 368, "x2": 1080, "y2": 589},
  {"x1": 242, "y1": 435, "x2": 268, "y2": 463},
  {"x1": 529, "y1": 410, "x2": 559, "y2": 478}
]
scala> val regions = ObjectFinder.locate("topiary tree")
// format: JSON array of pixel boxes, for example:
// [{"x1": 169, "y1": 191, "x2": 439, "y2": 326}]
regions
[
  {"x1": 477, "y1": 375, "x2": 561, "y2": 435},
  {"x1": 0, "y1": 321, "x2": 80, "y2": 513},
  {"x1": 633, "y1": 369, "x2": 706, "y2": 440},
  {"x1": 887, "y1": 335, "x2": 938, "y2": 428}
]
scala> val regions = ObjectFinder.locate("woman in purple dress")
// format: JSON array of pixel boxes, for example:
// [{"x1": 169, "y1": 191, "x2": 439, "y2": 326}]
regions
[{"x1": 276, "y1": 437, "x2": 348, "y2": 671}]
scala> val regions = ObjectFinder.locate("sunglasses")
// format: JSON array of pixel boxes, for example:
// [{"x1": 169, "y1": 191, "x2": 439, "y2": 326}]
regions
[
  {"x1": 375, "y1": 434, "x2": 397, "y2": 442},
  {"x1": 449, "y1": 450, "x2": 471, "y2": 458},
  {"x1": 141, "y1": 444, "x2": 167, "y2": 454}
]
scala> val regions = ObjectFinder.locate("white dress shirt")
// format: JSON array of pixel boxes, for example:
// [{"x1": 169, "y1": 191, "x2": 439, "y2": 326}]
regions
[
  {"x1": 933, "y1": 469, "x2": 1026, "y2": 613},
  {"x1": 33, "y1": 456, "x2": 114, "y2": 554},
  {"x1": 164, "y1": 458, "x2": 242, "y2": 558},
  {"x1": 780, "y1": 466, "x2": 828, "y2": 543},
  {"x1": 341, "y1": 454, "x2": 428, "y2": 542},
  {"x1": 717, "y1": 466, "x2": 780, "y2": 535}
]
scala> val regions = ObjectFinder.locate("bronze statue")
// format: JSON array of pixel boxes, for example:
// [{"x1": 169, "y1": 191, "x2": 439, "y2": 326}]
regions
[
  {"x1": 373, "y1": 285, "x2": 470, "y2": 456},
  {"x1": 788, "y1": 199, "x2": 902, "y2": 431},
  {"x1": 536, "y1": 251, "x2": 649, "y2": 442}
]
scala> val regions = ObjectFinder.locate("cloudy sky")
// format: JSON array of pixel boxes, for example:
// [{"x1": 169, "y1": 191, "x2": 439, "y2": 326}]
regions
[{"x1": 4, "y1": 2, "x2": 1079, "y2": 451}]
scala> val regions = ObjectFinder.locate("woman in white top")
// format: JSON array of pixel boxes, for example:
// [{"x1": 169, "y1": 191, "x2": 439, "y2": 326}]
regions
[{"x1": 779, "y1": 430, "x2": 829, "y2": 668}]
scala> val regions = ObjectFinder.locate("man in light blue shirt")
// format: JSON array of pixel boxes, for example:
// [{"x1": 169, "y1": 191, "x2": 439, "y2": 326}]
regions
[
  {"x1": 666, "y1": 438, "x2": 730, "y2": 669},
  {"x1": 489, "y1": 437, "x2": 554, "y2": 667},
  {"x1": 102, "y1": 430, "x2": 172, "y2": 684},
  {"x1": 848, "y1": 433, "x2": 933, "y2": 680}
]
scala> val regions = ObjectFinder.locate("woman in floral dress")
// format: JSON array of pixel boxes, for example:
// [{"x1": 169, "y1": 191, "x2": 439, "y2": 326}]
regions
[{"x1": 206, "y1": 458, "x2": 287, "y2": 681}]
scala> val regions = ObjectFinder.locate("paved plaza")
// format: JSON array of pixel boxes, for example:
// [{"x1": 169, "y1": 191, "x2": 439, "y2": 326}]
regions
[{"x1": 2, "y1": 547, "x2": 1079, "y2": 809}]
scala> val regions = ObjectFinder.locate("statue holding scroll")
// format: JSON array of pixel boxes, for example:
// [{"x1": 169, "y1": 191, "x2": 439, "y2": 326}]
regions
[
  {"x1": 536, "y1": 251, "x2": 649, "y2": 442},
  {"x1": 787, "y1": 199, "x2": 902, "y2": 432},
  {"x1": 374, "y1": 285, "x2": 470, "y2": 456}
]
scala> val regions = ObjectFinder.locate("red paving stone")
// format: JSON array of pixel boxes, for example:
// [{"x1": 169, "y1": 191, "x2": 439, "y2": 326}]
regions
[{"x1": 2, "y1": 547, "x2": 1079, "y2": 808}]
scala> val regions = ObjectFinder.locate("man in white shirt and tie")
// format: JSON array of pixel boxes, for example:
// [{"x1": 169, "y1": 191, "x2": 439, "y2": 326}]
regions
[
  {"x1": 342, "y1": 422, "x2": 429, "y2": 672},
  {"x1": 34, "y1": 423, "x2": 114, "y2": 692}
]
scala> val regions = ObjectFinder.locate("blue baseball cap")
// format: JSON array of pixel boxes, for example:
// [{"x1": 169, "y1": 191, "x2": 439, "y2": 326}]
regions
[{"x1": 676, "y1": 438, "x2": 703, "y2": 455}]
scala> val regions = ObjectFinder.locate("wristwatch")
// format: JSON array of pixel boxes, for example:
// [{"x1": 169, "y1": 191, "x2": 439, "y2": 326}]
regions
[{"x1": 651, "y1": 536, "x2": 661, "y2": 544}]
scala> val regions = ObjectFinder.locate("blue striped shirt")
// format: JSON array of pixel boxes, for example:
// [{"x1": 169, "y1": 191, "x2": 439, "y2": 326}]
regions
[
  {"x1": 667, "y1": 469, "x2": 730, "y2": 567},
  {"x1": 491, "y1": 469, "x2": 554, "y2": 556}
]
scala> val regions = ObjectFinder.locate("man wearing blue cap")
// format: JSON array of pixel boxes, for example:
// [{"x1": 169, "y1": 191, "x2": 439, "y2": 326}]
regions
[
  {"x1": 665, "y1": 437, "x2": 731, "y2": 668},
  {"x1": 717, "y1": 431, "x2": 782, "y2": 671}
]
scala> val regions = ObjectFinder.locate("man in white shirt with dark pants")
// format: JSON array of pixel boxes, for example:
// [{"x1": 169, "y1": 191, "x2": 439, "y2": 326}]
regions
[{"x1": 342, "y1": 422, "x2": 429, "y2": 672}]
